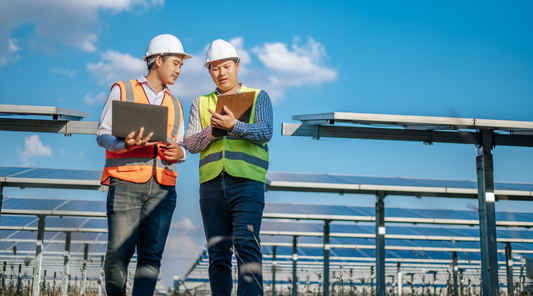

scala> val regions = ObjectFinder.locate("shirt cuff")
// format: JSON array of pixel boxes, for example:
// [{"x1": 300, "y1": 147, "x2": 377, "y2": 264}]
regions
[
  {"x1": 175, "y1": 145, "x2": 187, "y2": 163},
  {"x1": 230, "y1": 120, "x2": 245, "y2": 136},
  {"x1": 116, "y1": 140, "x2": 127, "y2": 152}
]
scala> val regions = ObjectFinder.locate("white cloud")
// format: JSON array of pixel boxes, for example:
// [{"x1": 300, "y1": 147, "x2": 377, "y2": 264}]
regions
[
  {"x1": 86, "y1": 36, "x2": 337, "y2": 104},
  {"x1": 52, "y1": 68, "x2": 77, "y2": 77},
  {"x1": 87, "y1": 50, "x2": 146, "y2": 86},
  {"x1": 0, "y1": 39, "x2": 21, "y2": 66},
  {"x1": 171, "y1": 217, "x2": 198, "y2": 231},
  {"x1": 249, "y1": 37, "x2": 338, "y2": 101},
  {"x1": 84, "y1": 91, "x2": 108, "y2": 106},
  {"x1": 164, "y1": 235, "x2": 203, "y2": 259},
  {"x1": 8, "y1": 39, "x2": 20, "y2": 53},
  {"x1": 0, "y1": 0, "x2": 162, "y2": 66},
  {"x1": 229, "y1": 37, "x2": 251, "y2": 66},
  {"x1": 19, "y1": 134, "x2": 52, "y2": 166}
]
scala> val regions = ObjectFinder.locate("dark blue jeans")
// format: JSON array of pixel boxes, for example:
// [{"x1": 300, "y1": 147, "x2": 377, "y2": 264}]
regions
[
  {"x1": 105, "y1": 177, "x2": 176, "y2": 296},
  {"x1": 200, "y1": 173, "x2": 265, "y2": 296}
]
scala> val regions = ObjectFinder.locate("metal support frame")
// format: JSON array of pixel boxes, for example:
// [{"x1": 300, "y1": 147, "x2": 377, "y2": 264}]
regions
[
  {"x1": 62, "y1": 232, "x2": 71, "y2": 296},
  {"x1": 376, "y1": 192, "x2": 386, "y2": 296},
  {"x1": 323, "y1": 220, "x2": 330, "y2": 296},
  {"x1": 81, "y1": 243, "x2": 88, "y2": 295},
  {"x1": 520, "y1": 261, "x2": 525, "y2": 292},
  {"x1": 272, "y1": 246, "x2": 277, "y2": 296},
  {"x1": 398, "y1": 271, "x2": 403, "y2": 296},
  {"x1": 453, "y1": 252, "x2": 458, "y2": 296},
  {"x1": 98, "y1": 255, "x2": 104, "y2": 296},
  {"x1": 17, "y1": 264, "x2": 22, "y2": 294},
  {"x1": 459, "y1": 269, "x2": 464, "y2": 296},
  {"x1": 0, "y1": 183, "x2": 3, "y2": 217},
  {"x1": 370, "y1": 266, "x2": 375, "y2": 296},
  {"x1": 32, "y1": 215, "x2": 45, "y2": 296},
  {"x1": 397, "y1": 262, "x2": 402, "y2": 296},
  {"x1": 2, "y1": 261, "x2": 5, "y2": 291},
  {"x1": 0, "y1": 118, "x2": 98, "y2": 135},
  {"x1": 505, "y1": 243, "x2": 514, "y2": 295},
  {"x1": 292, "y1": 236, "x2": 298, "y2": 296},
  {"x1": 282, "y1": 123, "x2": 533, "y2": 147},
  {"x1": 405, "y1": 272, "x2": 414, "y2": 296},
  {"x1": 477, "y1": 129, "x2": 499, "y2": 296},
  {"x1": 432, "y1": 272, "x2": 438, "y2": 296}
]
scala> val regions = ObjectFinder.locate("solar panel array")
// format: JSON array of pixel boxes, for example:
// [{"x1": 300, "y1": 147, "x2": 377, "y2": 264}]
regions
[
  {"x1": 266, "y1": 171, "x2": 533, "y2": 200},
  {"x1": 185, "y1": 206, "x2": 533, "y2": 294}
]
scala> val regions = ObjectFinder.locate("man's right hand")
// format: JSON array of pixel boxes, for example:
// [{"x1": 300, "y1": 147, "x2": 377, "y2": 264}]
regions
[{"x1": 124, "y1": 127, "x2": 158, "y2": 150}]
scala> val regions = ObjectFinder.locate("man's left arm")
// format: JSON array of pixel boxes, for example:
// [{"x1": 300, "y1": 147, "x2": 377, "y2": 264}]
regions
[{"x1": 229, "y1": 90, "x2": 273, "y2": 143}]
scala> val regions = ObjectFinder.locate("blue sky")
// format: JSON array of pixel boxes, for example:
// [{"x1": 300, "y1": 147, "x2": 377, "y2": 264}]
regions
[{"x1": 1, "y1": 0, "x2": 532, "y2": 285}]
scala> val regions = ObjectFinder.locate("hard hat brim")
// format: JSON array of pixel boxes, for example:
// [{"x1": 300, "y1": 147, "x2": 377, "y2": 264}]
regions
[
  {"x1": 204, "y1": 57, "x2": 240, "y2": 68},
  {"x1": 143, "y1": 52, "x2": 192, "y2": 62}
]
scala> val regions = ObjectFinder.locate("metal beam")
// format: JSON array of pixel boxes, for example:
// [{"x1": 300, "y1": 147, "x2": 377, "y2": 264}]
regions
[
  {"x1": 292, "y1": 236, "x2": 297, "y2": 296},
  {"x1": 323, "y1": 220, "x2": 330, "y2": 296},
  {"x1": 32, "y1": 215, "x2": 45, "y2": 296},
  {"x1": 98, "y1": 255, "x2": 104, "y2": 296},
  {"x1": 0, "y1": 118, "x2": 98, "y2": 135},
  {"x1": 0, "y1": 183, "x2": 3, "y2": 217},
  {"x1": 62, "y1": 232, "x2": 71, "y2": 296},
  {"x1": 396, "y1": 262, "x2": 402, "y2": 296},
  {"x1": 505, "y1": 243, "x2": 514, "y2": 295},
  {"x1": 291, "y1": 112, "x2": 533, "y2": 131},
  {"x1": 0, "y1": 105, "x2": 90, "y2": 119},
  {"x1": 272, "y1": 246, "x2": 277, "y2": 296},
  {"x1": 376, "y1": 192, "x2": 386, "y2": 296},
  {"x1": 453, "y1": 252, "x2": 458, "y2": 296},
  {"x1": 2, "y1": 261, "x2": 5, "y2": 291},
  {"x1": 82, "y1": 244, "x2": 88, "y2": 296},
  {"x1": 476, "y1": 129, "x2": 499, "y2": 296},
  {"x1": 282, "y1": 123, "x2": 533, "y2": 147}
]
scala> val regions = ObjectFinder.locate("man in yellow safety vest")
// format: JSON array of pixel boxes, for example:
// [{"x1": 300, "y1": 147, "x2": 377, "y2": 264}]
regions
[
  {"x1": 185, "y1": 39, "x2": 273, "y2": 296},
  {"x1": 97, "y1": 34, "x2": 190, "y2": 296}
]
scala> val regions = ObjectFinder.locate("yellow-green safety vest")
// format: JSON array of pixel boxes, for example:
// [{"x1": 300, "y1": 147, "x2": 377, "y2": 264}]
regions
[{"x1": 199, "y1": 86, "x2": 269, "y2": 184}]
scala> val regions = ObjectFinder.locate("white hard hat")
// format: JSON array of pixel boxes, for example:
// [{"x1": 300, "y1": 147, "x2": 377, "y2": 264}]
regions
[
  {"x1": 144, "y1": 34, "x2": 192, "y2": 61},
  {"x1": 204, "y1": 39, "x2": 240, "y2": 68}
]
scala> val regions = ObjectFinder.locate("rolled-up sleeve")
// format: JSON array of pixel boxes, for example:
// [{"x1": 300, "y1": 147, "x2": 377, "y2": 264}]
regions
[
  {"x1": 230, "y1": 90, "x2": 273, "y2": 143},
  {"x1": 184, "y1": 97, "x2": 213, "y2": 154},
  {"x1": 96, "y1": 86, "x2": 128, "y2": 153}
]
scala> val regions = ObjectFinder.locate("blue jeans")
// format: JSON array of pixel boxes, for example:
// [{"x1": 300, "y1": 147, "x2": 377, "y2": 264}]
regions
[
  {"x1": 200, "y1": 173, "x2": 265, "y2": 296},
  {"x1": 105, "y1": 177, "x2": 176, "y2": 296}
]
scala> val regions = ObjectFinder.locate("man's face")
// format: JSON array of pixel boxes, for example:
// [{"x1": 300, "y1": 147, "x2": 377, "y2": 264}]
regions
[
  {"x1": 208, "y1": 59, "x2": 239, "y2": 93},
  {"x1": 157, "y1": 55, "x2": 183, "y2": 85}
]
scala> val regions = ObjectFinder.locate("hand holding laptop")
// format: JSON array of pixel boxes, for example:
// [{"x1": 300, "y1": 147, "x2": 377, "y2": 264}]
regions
[{"x1": 124, "y1": 127, "x2": 158, "y2": 150}]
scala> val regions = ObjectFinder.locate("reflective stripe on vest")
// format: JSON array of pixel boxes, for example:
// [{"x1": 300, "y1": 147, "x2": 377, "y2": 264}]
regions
[
  {"x1": 198, "y1": 86, "x2": 269, "y2": 184},
  {"x1": 100, "y1": 80, "x2": 183, "y2": 185}
]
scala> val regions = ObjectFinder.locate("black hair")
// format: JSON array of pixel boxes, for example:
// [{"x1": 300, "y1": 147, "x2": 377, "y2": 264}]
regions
[{"x1": 147, "y1": 55, "x2": 172, "y2": 71}]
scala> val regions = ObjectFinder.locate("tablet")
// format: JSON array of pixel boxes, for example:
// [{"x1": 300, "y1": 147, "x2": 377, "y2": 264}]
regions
[{"x1": 112, "y1": 100, "x2": 168, "y2": 142}]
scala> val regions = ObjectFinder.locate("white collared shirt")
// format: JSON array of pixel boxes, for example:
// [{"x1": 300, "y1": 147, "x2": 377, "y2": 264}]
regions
[{"x1": 96, "y1": 75, "x2": 186, "y2": 161}]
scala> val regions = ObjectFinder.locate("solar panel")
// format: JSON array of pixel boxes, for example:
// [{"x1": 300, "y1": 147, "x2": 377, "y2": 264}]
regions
[
  {"x1": 55, "y1": 200, "x2": 106, "y2": 212},
  {"x1": 0, "y1": 167, "x2": 102, "y2": 190},
  {"x1": 0, "y1": 167, "x2": 34, "y2": 177},
  {"x1": 0, "y1": 215, "x2": 107, "y2": 233},
  {"x1": 2, "y1": 197, "x2": 106, "y2": 217},
  {"x1": 3, "y1": 198, "x2": 67, "y2": 211}
]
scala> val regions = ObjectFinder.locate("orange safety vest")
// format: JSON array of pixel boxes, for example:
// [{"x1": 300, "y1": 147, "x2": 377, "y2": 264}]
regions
[{"x1": 100, "y1": 80, "x2": 183, "y2": 186}]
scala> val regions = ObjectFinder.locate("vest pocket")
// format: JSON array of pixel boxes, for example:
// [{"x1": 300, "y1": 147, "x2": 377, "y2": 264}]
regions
[{"x1": 117, "y1": 165, "x2": 143, "y2": 172}]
